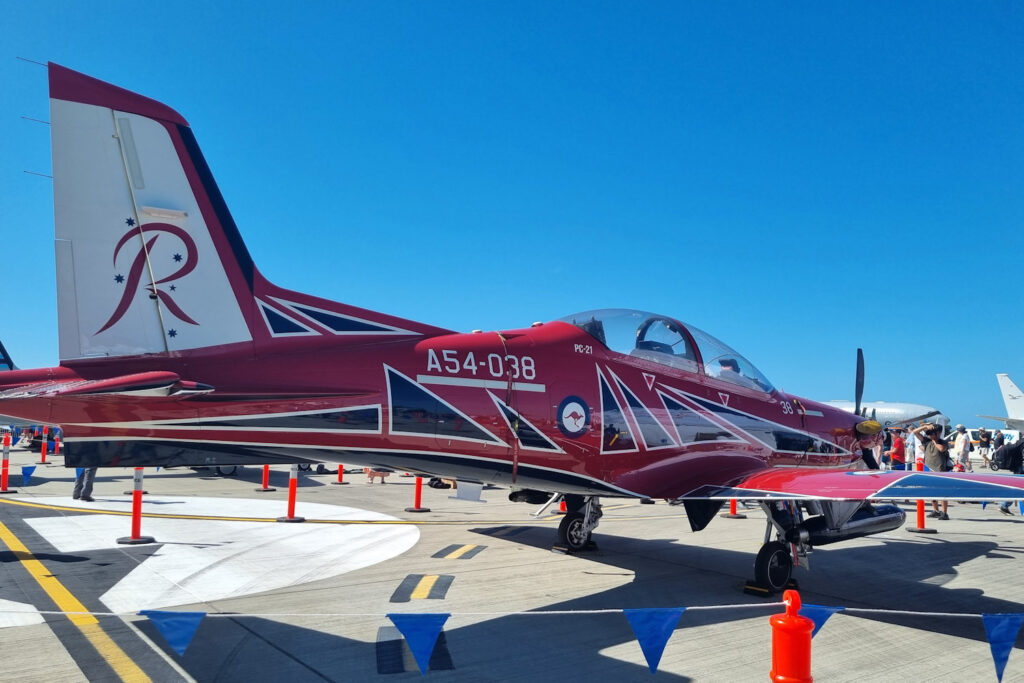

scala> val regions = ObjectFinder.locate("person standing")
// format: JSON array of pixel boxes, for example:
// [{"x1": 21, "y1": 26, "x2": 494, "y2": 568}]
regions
[
  {"x1": 995, "y1": 438, "x2": 1024, "y2": 515},
  {"x1": 994, "y1": 429, "x2": 1006, "y2": 451},
  {"x1": 953, "y1": 424, "x2": 973, "y2": 472},
  {"x1": 885, "y1": 428, "x2": 907, "y2": 470},
  {"x1": 978, "y1": 428, "x2": 992, "y2": 468},
  {"x1": 72, "y1": 466, "x2": 97, "y2": 502},
  {"x1": 913, "y1": 423, "x2": 950, "y2": 519}
]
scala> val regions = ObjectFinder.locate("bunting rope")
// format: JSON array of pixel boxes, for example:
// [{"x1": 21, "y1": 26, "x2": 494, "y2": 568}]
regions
[{"x1": 2, "y1": 601, "x2": 1016, "y2": 619}]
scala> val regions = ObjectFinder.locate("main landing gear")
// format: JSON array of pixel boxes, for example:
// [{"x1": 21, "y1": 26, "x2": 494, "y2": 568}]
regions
[
  {"x1": 745, "y1": 501, "x2": 806, "y2": 596},
  {"x1": 555, "y1": 495, "x2": 602, "y2": 552}
]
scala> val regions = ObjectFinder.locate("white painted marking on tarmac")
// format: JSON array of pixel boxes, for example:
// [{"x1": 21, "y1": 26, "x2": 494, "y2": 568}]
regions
[
  {"x1": 20, "y1": 497, "x2": 419, "y2": 613},
  {"x1": 0, "y1": 599, "x2": 44, "y2": 628}
]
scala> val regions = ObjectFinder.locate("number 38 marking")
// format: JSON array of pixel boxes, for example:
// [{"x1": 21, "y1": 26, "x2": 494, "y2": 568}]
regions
[{"x1": 780, "y1": 401, "x2": 794, "y2": 415}]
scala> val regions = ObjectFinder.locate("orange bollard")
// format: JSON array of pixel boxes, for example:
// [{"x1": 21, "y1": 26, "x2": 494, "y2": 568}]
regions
[
  {"x1": 117, "y1": 468, "x2": 155, "y2": 545},
  {"x1": 405, "y1": 476, "x2": 431, "y2": 513},
  {"x1": 721, "y1": 497, "x2": 747, "y2": 519},
  {"x1": 0, "y1": 432, "x2": 14, "y2": 494},
  {"x1": 558, "y1": 499, "x2": 567, "y2": 514},
  {"x1": 332, "y1": 463, "x2": 349, "y2": 486},
  {"x1": 276, "y1": 464, "x2": 305, "y2": 522},
  {"x1": 255, "y1": 464, "x2": 276, "y2": 492},
  {"x1": 907, "y1": 458, "x2": 936, "y2": 534},
  {"x1": 54, "y1": 437, "x2": 60, "y2": 456},
  {"x1": 769, "y1": 589, "x2": 814, "y2": 683},
  {"x1": 39, "y1": 432, "x2": 48, "y2": 464}
]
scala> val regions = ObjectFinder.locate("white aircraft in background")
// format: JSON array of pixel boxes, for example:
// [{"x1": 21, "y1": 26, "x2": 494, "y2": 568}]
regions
[
  {"x1": 826, "y1": 400, "x2": 949, "y2": 429},
  {"x1": 978, "y1": 374, "x2": 1024, "y2": 432}
]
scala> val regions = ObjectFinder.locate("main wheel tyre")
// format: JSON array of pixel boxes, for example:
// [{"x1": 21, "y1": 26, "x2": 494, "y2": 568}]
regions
[
  {"x1": 990, "y1": 461, "x2": 999, "y2": 471},
  {"x1": 754, "y1": 541, "x2": 793, "y2": 593},
  {"x1": 557, "y1": 511, "x2": 591, "y2": 551},
  {"x1": 297, "y1": 463, "x2": 312, "y2": 472},
  {"x1": 215, "y1": 465, "x2": 238, "y2": 476}
]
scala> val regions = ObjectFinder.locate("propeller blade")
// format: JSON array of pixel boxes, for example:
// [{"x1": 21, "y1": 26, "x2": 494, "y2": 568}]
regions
[{"x1": 854, "y1": 348, "x2": 865, "y2": 417}]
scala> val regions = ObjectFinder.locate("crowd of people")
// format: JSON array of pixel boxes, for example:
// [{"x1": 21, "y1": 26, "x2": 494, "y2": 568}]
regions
[{"x1": 879, "y1": 423, "x2": 1024, "y2": 520}]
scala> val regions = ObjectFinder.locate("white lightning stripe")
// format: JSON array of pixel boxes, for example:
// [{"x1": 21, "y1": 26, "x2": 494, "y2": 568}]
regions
[
  {"x1": 415, "y1": 375, "x2": 546, "y2": 393},
  {"x1": 269, "y1": 296, "x2": 420, "y2": 336},
  {"x1": 486, "y1": 391, "x2": 565, "y2": 454},
  {"x1": 61, "y1": 437, "x2": 645, "y2": 497},
  {"x1": 659, "y1": 383, "x2": 852, "y2": 456},
  {"x1": 64, "y1": 404, "x2": 382, "y2": 429},
  {"x1": 800, "y1": 409, "x2": 825, "y2": 417}
]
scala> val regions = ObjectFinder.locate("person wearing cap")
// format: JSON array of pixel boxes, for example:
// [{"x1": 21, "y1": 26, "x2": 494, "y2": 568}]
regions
[
  {"x1": 953, "y1": 424, "x2": 973, "y2": 472},
  {"x1": 978, "y1": 427, "x2": 992, "y2": 467},
  {"x1": 913, "y1": 423, "x2": 950, "y2": 519}
]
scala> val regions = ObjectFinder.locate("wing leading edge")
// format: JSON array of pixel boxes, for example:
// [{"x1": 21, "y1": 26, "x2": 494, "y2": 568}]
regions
[{"x1": 684, "y1": 468, "x2": 1024, "y2": 502}]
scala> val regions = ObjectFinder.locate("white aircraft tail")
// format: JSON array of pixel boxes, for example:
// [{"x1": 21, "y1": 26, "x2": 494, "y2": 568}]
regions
[
  {"x1": 997, "y1": 374, "x2": 1024, "y2": 420},
  {"x1": 49, "y1": 64, "x2": 448, "y2": 361}
]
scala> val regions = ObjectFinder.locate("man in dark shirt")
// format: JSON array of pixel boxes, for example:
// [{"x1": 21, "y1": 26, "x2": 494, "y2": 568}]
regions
[
  {"x1": 913, "y1": 423, "x2": 950, "y2": 519},
  {"x1": 978, "y1": 428, "x2": 992, "y2": 468}
]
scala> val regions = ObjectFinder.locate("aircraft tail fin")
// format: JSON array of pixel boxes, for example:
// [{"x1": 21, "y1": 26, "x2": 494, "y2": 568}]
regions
[
  {"x1": 48, "y1": 63, "x2": 449, "y2": 362},
  {"x1": 997, "y1": 374, "x2": 1024, "y2": 420}
]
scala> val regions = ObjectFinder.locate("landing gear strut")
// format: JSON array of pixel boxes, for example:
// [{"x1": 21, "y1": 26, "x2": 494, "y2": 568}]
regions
[
  {"x1": 556, "y1": 495, "x2": 602, "y2": 552},
  {"x1": 745, "y1": 501, "x2": 806, "y2": 596}
]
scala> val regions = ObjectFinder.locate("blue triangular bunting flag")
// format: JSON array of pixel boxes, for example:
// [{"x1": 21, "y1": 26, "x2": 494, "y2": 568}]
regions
[
  {"x1": 75, "y1": 468, "x2": 84, "y2": 478},
  {"x1": 982, "y1": 501, "x2": 988, "y2": 509},
  {"x1": 140, "y1": 610, "x2": 206, "y2": 656},
  {"x1": 983, "y1": 614, "x2": 1024, "y2": 681},
  {"x1": 623, "y1": 608, "x2": 686, "y2": 673},
  {"x1": 387, "y1": 613, "x2": 449, "y2": 674},
  {"x1": 799, "y1": 604, "x2": 844, "y2": 637},
  {"x1": 21, "y1": 466, "x2": 35, "y2": 485}
]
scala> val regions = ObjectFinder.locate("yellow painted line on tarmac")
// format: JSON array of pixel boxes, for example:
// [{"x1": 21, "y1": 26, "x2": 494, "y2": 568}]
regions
[
  {"x1": 444, "y1": 544, "x2": 478, "y2": 559},
  {"x1": 409, "y1": 575, "x2": 439, "y2": 600},
  {"x1": 0, "y1": 521, "x2": 151, "y2": 683}
]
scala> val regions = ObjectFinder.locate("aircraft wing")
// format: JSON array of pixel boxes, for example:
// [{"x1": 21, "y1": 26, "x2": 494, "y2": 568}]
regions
[
  {"x1": 695, "y1": 468, "x2": 1024, "y2": 502},
  {"x1": 977, "y1": 414, "x2": 1024, "y2": 428}
]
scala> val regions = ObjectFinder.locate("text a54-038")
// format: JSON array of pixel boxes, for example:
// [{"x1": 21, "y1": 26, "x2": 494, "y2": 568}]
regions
[{"x1": 426, "y1": 349, "x2": 536, "y2": 380}]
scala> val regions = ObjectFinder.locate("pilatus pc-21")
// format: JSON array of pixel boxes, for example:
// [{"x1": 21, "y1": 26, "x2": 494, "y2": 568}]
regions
[{"x1": 4, "y1": 64, "x2": 1024, "y2": 593}]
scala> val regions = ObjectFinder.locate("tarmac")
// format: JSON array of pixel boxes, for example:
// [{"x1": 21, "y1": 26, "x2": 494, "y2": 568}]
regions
[{"x1": 2, "y1": 446, "x2": 1024, "y2": 682}]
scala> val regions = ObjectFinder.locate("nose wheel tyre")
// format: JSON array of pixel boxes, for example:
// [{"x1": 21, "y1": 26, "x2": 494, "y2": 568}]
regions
[
  {"x1": 557, "y1": 512, "x2": 591, "y2": 552},
  {"x1": 754, "y1": 541, "x2": 793, "y2": 593}
]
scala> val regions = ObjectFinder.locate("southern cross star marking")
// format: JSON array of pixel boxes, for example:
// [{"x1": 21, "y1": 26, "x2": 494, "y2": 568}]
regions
[
  {"x1": 168, "y1": 329, "x2": 177, "y2": 338},
  {"x1": 173, "y1": 253, "x2": 182, "y2": 262},
  {"x1": 114, "y1": 274, "x2": 125, "y2": 284},
  {"x1": 125, "y1": 217, "x2": 135, "y2": 227},
  {"x1": 169, "y1": 285, "x2": 177, "y2": 291}
]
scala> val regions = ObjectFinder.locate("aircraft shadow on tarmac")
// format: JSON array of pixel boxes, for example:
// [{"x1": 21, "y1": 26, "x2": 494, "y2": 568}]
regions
[
  {"x1": 136, "y1": 613, "x2": 693, "y2": 682},
  {"x1": 129, "y1": 524, "x2": 1024, "y2": 682},
  {"x1": 466, "y1": 520, "x2": 1024, "y2": 646}
]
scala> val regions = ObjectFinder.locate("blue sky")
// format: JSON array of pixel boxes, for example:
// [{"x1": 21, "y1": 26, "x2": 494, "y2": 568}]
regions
[{"x1": 0, "y1": 2, "x2": 1021, "y2": 427}]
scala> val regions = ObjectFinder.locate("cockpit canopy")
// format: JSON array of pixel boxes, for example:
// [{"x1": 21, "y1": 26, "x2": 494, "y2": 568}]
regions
[{"x1": 559, "y1": 309, "x2": 774, "y2": 393}]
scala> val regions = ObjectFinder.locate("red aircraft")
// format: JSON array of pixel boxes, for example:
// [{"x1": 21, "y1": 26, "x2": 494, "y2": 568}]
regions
[{"x1": 3, "y1": 63, "x2": 1023, "y2": 593}]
